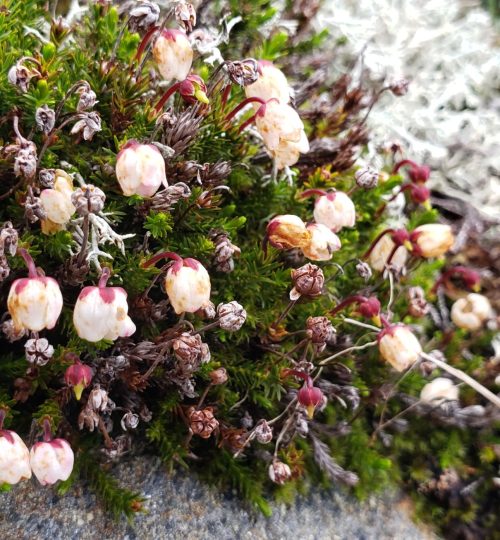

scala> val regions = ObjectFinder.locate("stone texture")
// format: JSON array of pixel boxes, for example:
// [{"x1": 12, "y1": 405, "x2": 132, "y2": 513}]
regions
[{"x1": 0, "y1": 456, "x2": 435, "y2": 540}]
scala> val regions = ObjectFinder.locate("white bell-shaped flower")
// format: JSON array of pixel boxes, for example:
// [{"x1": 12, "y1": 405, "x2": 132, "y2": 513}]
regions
[
  {"x1": 73, "y1": 269, "x2": 136, "y2": 342},
  {"x1": 245, "y1": 60, "x2": 291, "y2": 104},
  {"x1": 411, "y1": 224, "x2": 454, "y2": 258},
  {"x1": 255, "y1": 101, "x2": 309, "y2": 169},
  {"x1": 313, "y1": 191, "x2": 356, "y2": 233},
  {"x1": 153, "y1": 29, "x2": 193, "y2": 81},
  {"x1": 30, "y1": 438, "x2": 74, "y2": 486},
  {"x1": 0, "y1": 430, "x2": 32, "y2": 485},
  {"x1": 40, "y1": 170, "x2": 76, "y2": 233},
  {"x1": 378, "y1": 325, "x2": 422, "y2": 372},
  {"x1": 368, "y1": 233, "x2": 408, "y2": 272},
  {"x1": 420, "y1": 378, "x2": 459, "y2": 404},
  {"x1": 302, "y1": 223, "x2": 341, "y2": 261},
  {"x1": 7, "y1": 249, "x2": 63, "y2": 332},
  {"x1": 165, "y1": 257, "x2": 211, "y2": 314},
  {"x1": 451, "y1": 293, "x2": 493, "y2": 331},
  {"x1": 116, "y1": 141, "x2": 167, "y2": 197}
]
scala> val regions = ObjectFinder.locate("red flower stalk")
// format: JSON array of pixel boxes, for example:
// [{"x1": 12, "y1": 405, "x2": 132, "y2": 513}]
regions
[
  {"x1": 432, "y1": 266, "x2": 481, "y2": 294},
  {"x1": 393, "y1": 159, "x2": 431, "y2": 183},
  {"x1": 330, "y1": 295, "x2": 382, "y2": 326},
  {"x1": 283, "y1": 369, "x2": 324, "y2": 419}
]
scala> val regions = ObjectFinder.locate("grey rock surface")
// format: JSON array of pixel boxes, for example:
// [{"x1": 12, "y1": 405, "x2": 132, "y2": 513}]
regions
[{"x1": 0, "y1": 455, "x2": 435, "y2": 540}]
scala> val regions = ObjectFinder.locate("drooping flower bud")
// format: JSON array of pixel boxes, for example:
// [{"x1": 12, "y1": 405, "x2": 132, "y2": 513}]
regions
[
  {"x1": 64, "y1": 360, "x2": 93, "y2": 400},
  {"x1": 30, "y1": 438, "x2": 74, "y2": 486},
  {"x1": 245, "y1": 61, "x2": 291, "y2": 104},
  {"x1": 73, "y1": 268, "x2": 136, "y2": 342},
  {"x1": 298, "y1": 382, "x2": 325, "y2": 419},
  {"x1": 217, "y1": 301, "x2": 247, "y2": 331},
  {"x1": 308, "y1": 191, "x2": 356, "y2": 233},
  {"x1": 209, "y1": 367, "x2": 228, "y2": 385},
  {"x1": 410, "y1": 224, "x2": 454, "y2": 258},
  {"x1": 35, "y1": 105, "x2": 56, "y2": 134},
  {"x1": 302, "y1": 223, "x2": 341, "y2": 261},
  {"x1": 266, "y1": 215, "x2": 311, "y2": 250},
  {"x1": 268, "y1": 459, "x2": 291, "y2": 484},
  {"x1": 330, "y1": 295, "x2": 381, "y2": 326},
  {"x1": 153, "y1": 29, "x2": 193, "y2": 81},
  {"x1": 0, "y1": 429, "x2": 32, "y2": 485},
  {"x1": 7, "y1": 249, "x2": 63, "y2": 332},
  {"x1": 378, "y1": 324, "x2": 422, "y2": 372},
  {"x1": 433, "y1": 266, "x2": 481, "y2": 294},
  {"x1": 355, "y1": 166, "x2": 379, "y2": 189},
  {"x1": 165, "y1": 257, "x2": 211, "y2": 314},
  {"x1": 290, "y1": 263, "x2": 324, "y2": 300},
  {"x1": 39, "y1": 170, "x2": 76, "y2": 232},
  {"x1": 393, "y1": 159, "x2": 430, "y2": 184},
  {"x1": 116, "y1": 141, "x2": 168, "y2": 197},
  {"x1": 178, "y1": 74, "x2": 209, "y2": 104},
  {"x1": 420, "y1": 378, "x2": 459, "y2": 405},
  {"x1": 451, "y1": 293, "x2": 493, "y2": 331},
  {"x1": 255, "y1": 101, "x2": 309, "y2": 169}
]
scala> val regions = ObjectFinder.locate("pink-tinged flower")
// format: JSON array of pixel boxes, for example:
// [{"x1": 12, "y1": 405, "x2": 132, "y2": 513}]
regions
[
  {"x1": 266, "y1": 214, "x2": 311, "y2": 250},
  {"x1": 153, "y1": 29, "x2": 193, "y2": 81},
  {"x1": 410, "y1": 224, "x2": 454, "y2": 258},
  {"x1": 367, "y1": 232, "x2": 408, "y2": 272},
  {"x1": 255, "y1": 101, "x2": 309, "y2": 169},
  {"x1": 73, "y1": 268, "x2": 136, "y2": 342},
  {"x1": 420, "y1": 378, "x2": 459, "y2": 404},
  {"x1": 312, "y1": 191, "x2": 356, "y2": 233},
  {"x1": 378, "y1": 324, "x2": 422, "y2": 372},
  {"x1": 451, "y1": 293, "x2": 493, "y2": 331},
  {"x1": 116, "y1": 141, "x2": 167, "y2": 197},
  {"x1": 245, "y1": 60, "x2": 291, "y2": 104},
  {"x1": 0, "y1": 429, "x2": 32, "y2": 485},
  {"x1": 298, "y1": 383, "x2": 325, "y2": 419},
  {"x1": 64, "y1": 358, "x2": 93, "y2": 400},
  {"x1": 39, "y1": 170, "x2": 75, "y2": 233},
  {"x1": 165, "y1": 257, "x2": 211, "y2": 314},
  {"x1": 30, "y1": 438, "x2": 74, "y2": 486},
  {"x1": 302, "y1": 223, "x2": 341, "y2": 261},
  {"x1": 7, "y1": 249, "x2": 63, "y2": 332},
  {"x1": 178, "y1": 74, "x2": 209, "y2": 104}
]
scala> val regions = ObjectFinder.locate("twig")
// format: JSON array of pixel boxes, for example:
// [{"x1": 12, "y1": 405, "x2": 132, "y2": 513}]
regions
[{"x1": 318, "y1": 340, "x2": 378, "y2": 366}]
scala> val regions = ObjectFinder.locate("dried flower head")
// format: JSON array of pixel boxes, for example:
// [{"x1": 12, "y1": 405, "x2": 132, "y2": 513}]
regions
[
  {"x1": 408, "y1": 286, "x2": 429, "y2": 318},
  {"x1": 76, "y1": 85, "x2": 98, "y2": 112},
  {"x1": 71, "y1": 185, "x2": 106, "y2": 216},
  {"x1": 209, "y1": 367, "x2": 228, "y2": 385},
  {"x1": 225, "y1": 59, "x2": 259, "y2": 87},
  {"x1": 129, "y1": 1, "x2": 160, "y2": 33},
  {"x1": 355, "y1": 165, "x2": 379, "y2": 189},
  {"x1": 14, "y1": 141, "x2": 37, "y2": 180},
  {"x1": 290, "y1": 263, "x2": 324, "y2": 300},
  {"x1": 121, "y1": 412, "x2": 140, "y2": 431},
  {"x1": 217, "y1": 301, "x2": 247, "y2": 331},
  {"x1": 35, "y1": 105, "x2": 56, "y2": 134},
  {"x1": 268, "y1": 459, "x2": 291, "y2": 484},
  {"x1": 355, "y1": 261, "x2": 372, "y2": 281},
  {"x1": 255, "y1": 420, "x2": 273, "y2": 444},
  {"x1": 188, "y1": 407, "x2": 219, "y2": 438},
  {"x1": 24, "y1": 338, "x2": 55, "y2": 366},
  {"x1": 174, "y1": 1, "x2": 196, "y2": 33},
  {"x1": 70, "y1": 112, "x2": 102, "y2": 141}
]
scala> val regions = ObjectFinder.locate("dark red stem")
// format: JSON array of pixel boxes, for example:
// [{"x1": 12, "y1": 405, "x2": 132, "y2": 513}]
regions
[
  {"x1": 379, "y1": 315, "x2": 391, "y2": 328},
  {"x1": 283, "y1": 369, "x2": 313, "y2": 387},
  {"x1": 155, "y1": 82, "x2": 181, "y2": 112},
  {"x1": 18, "y1": 248, "x2": 38, "y2": 278},
  {"x1": 142, "y1": 251, "x2": 182, "y2": 268},
  {"x1": 134, "y1": 25, "x2": 160, "y2": 63},
  {"x1": 225, "y1": 97, "x2": 267, "y2": 122},
  {"x1": 43, "y1": 418, "x2": 52, "y2": 442},
  {"x1": 329, "y1": 296, "x2": 367, "y2": 316},
  {"x1": 238, "y1": 112, "x2": 259, "y2": 133},
  {"x1": 392, "y1": 159, "x2": 418, "y2": 175},
  {"x1": 299, "y1": 189, "x2": 328, "y2": 199},
  {"x1": 0, "y1": 409, "x2": 6, "y2": 430},
  {"x1": 220, "y1": 84, "x2": 232, "y2": 112}
]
